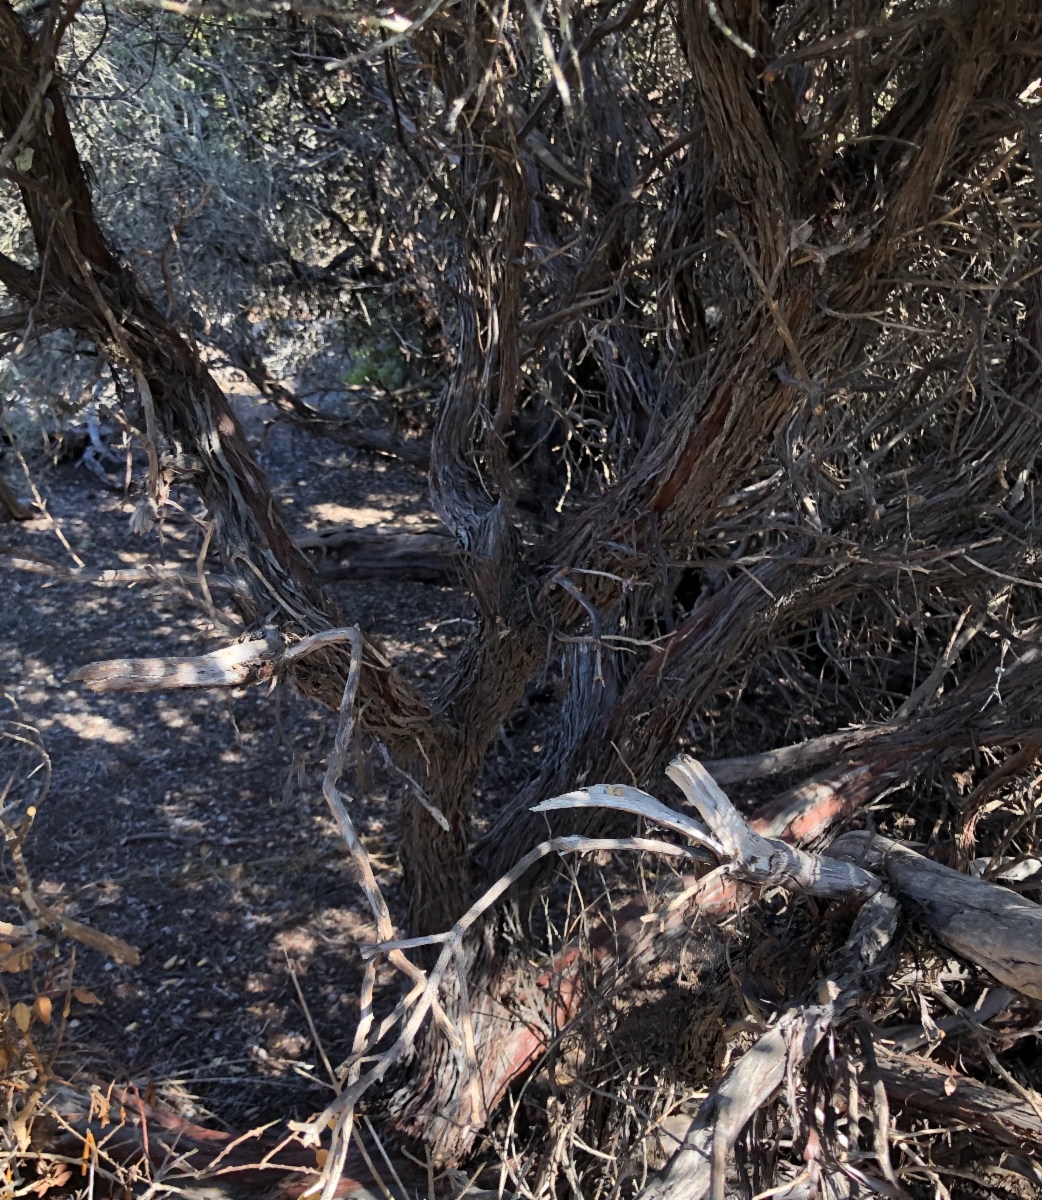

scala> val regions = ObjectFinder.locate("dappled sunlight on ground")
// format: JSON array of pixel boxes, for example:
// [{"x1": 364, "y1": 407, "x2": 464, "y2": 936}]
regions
[{"x1": 0, "y1": 411, "x2": 468, "y2": 1126}]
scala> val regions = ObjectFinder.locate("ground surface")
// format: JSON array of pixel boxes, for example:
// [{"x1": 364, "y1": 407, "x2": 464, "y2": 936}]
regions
[{"x1": 0, "y1": 375, "x2": 481, "y2": 1128}]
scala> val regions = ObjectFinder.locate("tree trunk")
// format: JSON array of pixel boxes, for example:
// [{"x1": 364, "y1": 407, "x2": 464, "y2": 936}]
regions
[{"x1": 0, "y1": 0, "x2": 471, "y2": 933}]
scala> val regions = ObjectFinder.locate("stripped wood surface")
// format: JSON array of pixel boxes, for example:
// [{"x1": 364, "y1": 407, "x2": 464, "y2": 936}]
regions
[
  {"x1": 67, "y1": 635, "x2": 280, "y2": 693},
  {"x1": 828, "y1": 831, "x2": 1042, "y2": 1001}
]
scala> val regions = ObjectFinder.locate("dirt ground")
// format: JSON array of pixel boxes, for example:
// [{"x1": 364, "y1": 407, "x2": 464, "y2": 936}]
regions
[{"x1": 0, "y1": 375, "x2": 491, "y2": 1129}]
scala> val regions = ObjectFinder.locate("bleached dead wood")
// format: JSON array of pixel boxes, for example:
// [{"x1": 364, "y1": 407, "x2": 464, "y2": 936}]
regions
[
  {"x1": 1, "y1": 551, "x2": 245, "y2": 590},
  {"x1": 532, "y1": 784, "x2": 723, "y2": 855},
  {"x1": 827, "y1": 831, "x2": 1042, "y2": 1001},
  {"x1": 638, "y1": 891, "x2": 900, "y2": 1200},
  {"x1": 67, "y1": 634, "x2": 281, "y2": 692},
  {"x1": 972, "y1": 856, "x2": 1042, "y2": 883},
  {"x1": 667, "y1": 755, "x2": 880, "y2": 899},
  {"x1": 531, "y1": 757, "x2": 899, "y2": 1200},
  {"x1": 537, "y1": 757, "x2": 879, "y2": 898},
  {"x1": 881, "y1": 986, "x2": 1014, "y2": 1053}
]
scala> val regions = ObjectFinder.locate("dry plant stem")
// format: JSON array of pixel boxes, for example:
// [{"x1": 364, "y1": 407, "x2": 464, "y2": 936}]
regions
[
  {"x1": 0, "y1": 720, "x2": 137, "y2": 964},
  {"x1": 925, "y1": 984, "x2": 1042, "y2": 1126},
  {"x1": 828, "y1": 831, "x2": 1042, "y2": 1000},
  {"x1": 639, "y1": 891, "x2": 900, "y2": 1200},
  {"x1": 310, "y1": 626, "x2": 443, "y2": 1007}
]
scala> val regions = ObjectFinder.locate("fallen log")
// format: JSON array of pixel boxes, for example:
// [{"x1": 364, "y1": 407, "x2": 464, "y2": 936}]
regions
[{"x1": 296, "y1": 523, "x2": 458, "y2": 584}]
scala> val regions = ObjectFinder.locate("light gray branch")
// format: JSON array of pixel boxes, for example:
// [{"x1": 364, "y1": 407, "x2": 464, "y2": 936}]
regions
[
  {"x1": 667, "y1": 754, "x2": 880, "y2": 899},
  {"x1": 828, "y1": 831, "x2": 1042, "y2": 1001}
]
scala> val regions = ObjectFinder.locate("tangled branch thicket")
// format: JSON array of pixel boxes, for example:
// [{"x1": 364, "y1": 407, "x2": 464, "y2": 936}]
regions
[{"x1": 7, "y1": 0, "x2": 1042, "y2": 1195}]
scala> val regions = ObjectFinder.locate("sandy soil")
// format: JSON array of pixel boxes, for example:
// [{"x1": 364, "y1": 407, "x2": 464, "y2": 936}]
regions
[{"x1": 0, "y1": 378, "x2": 475, "y2": 1128}]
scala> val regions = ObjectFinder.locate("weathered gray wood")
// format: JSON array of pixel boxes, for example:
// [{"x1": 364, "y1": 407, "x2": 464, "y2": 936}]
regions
[
  {"x1": 638, "y1": 891, "x2": 899, "y2": 1200},
  {"x1": 882, "y1": 986, "x2": 1014, "y2": 1053},
  {"x1": 667, "y1": 754, "x2": 880, "y2": 899},
  {"x1": 704, "y1": 728, "x2": 888, "y2": 785},
  {"x1": 295, "y1": 524, "x2": 457, "y2": 584},
  {"x1": 532, "y1": 784, "x2": 723, "y2": 855},
  {"x1": 68, "y1": 634, "x2": 280, "y2": 693},
  {"x1": 641, "y1": 1005, "x2": 835, "y2": 1200},
  {"x1": 828, "y1": 831, "x2": 1042, "y2": 1001},
  {"x1": 877, "y1": 1044, "x2": 1042, "y2": 1147}
]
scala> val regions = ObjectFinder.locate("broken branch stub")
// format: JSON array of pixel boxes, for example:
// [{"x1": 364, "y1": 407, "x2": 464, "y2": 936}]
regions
[
  {"x1": 666, "y1": 754, "x2": 880, "y2": 899},
  {"x1": 828, "y1": 831, "x2": 1042, "y2": 1001}
]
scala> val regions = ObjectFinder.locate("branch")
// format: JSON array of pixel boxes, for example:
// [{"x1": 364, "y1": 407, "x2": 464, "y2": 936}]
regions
[
  {"x1": 67, "y1": 634, "x2": 281, "y2": 693},
  {"x1": 666, "y1": 754, "x2": 880, "y2": 899},
  {"x1": 828, "y1": 831, "x2": 1042, "y2": 1001},
  {"x1": 639, "y1": 890, "x2": 900, "y2": 1200}
]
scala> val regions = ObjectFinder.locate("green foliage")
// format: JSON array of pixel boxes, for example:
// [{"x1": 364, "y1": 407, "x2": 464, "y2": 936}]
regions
[{"x1": 343, "y1": 338, "x2": 408, "y2": 393}]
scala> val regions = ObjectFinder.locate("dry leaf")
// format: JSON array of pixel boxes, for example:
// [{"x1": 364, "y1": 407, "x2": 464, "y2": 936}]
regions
[
  {"x1": 29, "y1": 1165, "x2": 71, "y2": 1197},
  {"x1": 944, "y1": 1073, "x2": 958, "y2": 1096},
  {"x1": 32, "y1": 995, "x2": 52, "y2": 1026},
  {"x1": 0, "y1": 941, "x2": 29, "y2": 973},
  {"x1": 12, "y1": 1001, "x2": 31, "y2": 1032},
  {"x1": 315, "y1": 1148, "x2": 329, "y2": 1168},
  {"x1": 73, "y1": 987, "x2": 102, "y2": 1006}
]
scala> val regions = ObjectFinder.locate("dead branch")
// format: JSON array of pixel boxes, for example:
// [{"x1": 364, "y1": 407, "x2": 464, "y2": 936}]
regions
[
  {"x1": 66, "y1": 634, "x2": 282, "y2": 693},
  {"x1": 638, "y1": 891, "x2": 900, "y2": 1200},
  {"x1": 296, "y1": 524, "x2": 458, "y2": 584},
  {"x1": 828, "y1": 831, "x2": 1042, "y2": 1001}
]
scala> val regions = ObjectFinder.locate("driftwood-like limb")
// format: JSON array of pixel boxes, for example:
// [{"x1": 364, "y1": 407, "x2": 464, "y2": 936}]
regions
[
  {"x1": 639, "y1": 891, "x2": 900, "y2": 1200},
  {"x1": 667, "y1": 755, "x2": 879, "y2": 899},
  {"x1": 828, "y1": 831, "x2": 1042, "y2": 1001},
  {"x1": 68, "y1": 628, "x2": 383, "y2": 696},
  {"x1": 532, "y1": 784, "x2": 723, "y2": 855},
  {"x1": 67, "y1": 634, "x2": 282, "y2": 693}
]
